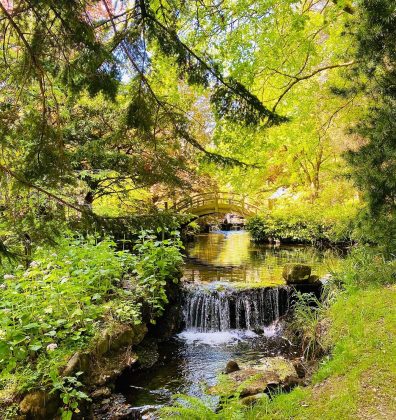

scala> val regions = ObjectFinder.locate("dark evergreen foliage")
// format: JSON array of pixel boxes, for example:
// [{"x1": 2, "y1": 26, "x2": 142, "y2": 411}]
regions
[{"x1": 345, "y1": 0, "x2": 396, "y2": 247}]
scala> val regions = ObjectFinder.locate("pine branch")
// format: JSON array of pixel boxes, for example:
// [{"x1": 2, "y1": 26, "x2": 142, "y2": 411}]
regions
[{"x1": 0, "y1": 164, "x2": 83, "y2": 213}]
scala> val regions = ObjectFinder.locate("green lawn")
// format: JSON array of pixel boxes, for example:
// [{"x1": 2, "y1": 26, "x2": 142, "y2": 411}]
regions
[{"x1": 246, "y1": 286, "x2": 396, "y2": 419}]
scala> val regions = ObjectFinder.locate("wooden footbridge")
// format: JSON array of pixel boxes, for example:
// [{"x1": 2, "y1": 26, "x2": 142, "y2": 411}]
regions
[{"x1": 170, "y1": 192, "x2": 259, "y2": 217}]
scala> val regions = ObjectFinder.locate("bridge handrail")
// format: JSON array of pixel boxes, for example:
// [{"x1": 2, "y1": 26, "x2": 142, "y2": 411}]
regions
[{"x1": 172, "y1": 192, "x2": 259, "y2": 214}]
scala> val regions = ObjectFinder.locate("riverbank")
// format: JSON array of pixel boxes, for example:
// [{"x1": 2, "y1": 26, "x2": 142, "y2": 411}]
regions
[
  {"x1": 0, "y1": 232, "x2": 184, "y2": 418},
  {"x1": 246, "y1": 285, "x2": 396, "y2": 419}
]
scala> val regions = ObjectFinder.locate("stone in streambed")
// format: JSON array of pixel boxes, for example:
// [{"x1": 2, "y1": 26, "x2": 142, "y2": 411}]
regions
[
  {"x1": 19, "y1": 391, "x2": 59, "y2": 418},
  {"x1": 210, "y1": 356, "x2": 299, "y2": 398},
  {"x1": 225, "y1": 360, "x2": 240, "y2": 374},
  {"x1": 282, "y1": 264, "x2": 312, "y2": 284},
  {"x1": 91, "y1": 387, "x2": 112, "y2": 400}
]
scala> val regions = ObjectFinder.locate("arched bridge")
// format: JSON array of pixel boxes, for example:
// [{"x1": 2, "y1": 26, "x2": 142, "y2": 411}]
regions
[{"x1": 172, "y1": 192, "x2": 259, "y2": 217}]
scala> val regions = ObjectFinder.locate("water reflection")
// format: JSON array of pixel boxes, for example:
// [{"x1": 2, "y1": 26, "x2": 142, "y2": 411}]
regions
[{"x1": 184, "y1": 231, "x2": 340, "y2": 286}]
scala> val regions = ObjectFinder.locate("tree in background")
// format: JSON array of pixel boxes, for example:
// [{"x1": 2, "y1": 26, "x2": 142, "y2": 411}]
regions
[
  {"x1": 344, "y1": 0, "x2": 396, "y2": 249},
  {"x1": 0, "y1": 0, "x2": 285, "y2": 256}
]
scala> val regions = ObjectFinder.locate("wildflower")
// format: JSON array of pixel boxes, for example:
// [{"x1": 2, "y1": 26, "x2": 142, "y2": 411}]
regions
[
  {"x1": 3, "y1": 274, "x2": 15, "y2": 280},
  {"x1": 46, "y1": 343, "x2": 58, "y2": 352},
  {"x1": 29, "y1": 261, "x2": 39, "y2": 268}
]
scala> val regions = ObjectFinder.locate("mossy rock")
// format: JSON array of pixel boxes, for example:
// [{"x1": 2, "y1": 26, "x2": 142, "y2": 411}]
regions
[
  {"x1": 210, "y1": 357, "x2": 299, "y2": 398},
  {"x1": 253, "y1": 357, "x2": 298, "y2": 381},
  {"x1": 95, "y1": 323, "x2": 147, "y2": 356},
  {"x1": 19, "y1": 391, "x2": 59, "y2": 419},
  {"x1": 240, "y1": 392, "x2": 269, "y2": 406},
  {"x1": 62, "y1": 351, "x2": 90, "y2": 377},
  {"x1": 282, "y1": 264, "x2": 312, "y2": 284}
]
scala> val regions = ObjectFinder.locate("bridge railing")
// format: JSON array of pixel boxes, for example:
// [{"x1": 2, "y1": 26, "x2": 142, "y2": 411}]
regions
[{"x1": 172, "y1": 192, "x2": 259, "y2": 215}]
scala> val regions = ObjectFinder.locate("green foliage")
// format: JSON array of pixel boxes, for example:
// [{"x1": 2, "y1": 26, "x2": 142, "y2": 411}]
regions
[
  {"x1": 344, "y1": 0, "x2": 396, "y2": 249},
  {"x1": 335, "y1": 246, "x2": 396, "y2": 290},
  {"x1": 246, "y1": 208, "x2": 354, "y2": 245},
  {"x1": 0, "y1": 236, "x2": 124, "y2": 375},
  {"x1": 131, "y1": 229, "x2": 184, "y2": 321},
  {"x1": 49, "y1": 371, "x2": 91, "y2": 419},
  {"x1": 0, "y1": 231, "x2": 183, "y2": 412}
]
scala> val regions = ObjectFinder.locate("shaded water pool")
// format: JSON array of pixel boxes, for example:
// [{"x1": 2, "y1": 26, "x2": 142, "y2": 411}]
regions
[{"x1": 117, "y1": 231, "x2": 342, "y2": 413}]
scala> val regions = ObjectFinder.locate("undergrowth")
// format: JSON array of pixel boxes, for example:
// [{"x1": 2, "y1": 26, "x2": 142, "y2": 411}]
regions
[{"x1": 0, "y1": 230, "x2": 183, "y2": 417}]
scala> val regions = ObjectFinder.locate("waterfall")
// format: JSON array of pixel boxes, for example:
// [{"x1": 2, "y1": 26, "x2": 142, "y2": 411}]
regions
[{"x1": 183, "y1": 286, "x2": 290, "y2": 332}]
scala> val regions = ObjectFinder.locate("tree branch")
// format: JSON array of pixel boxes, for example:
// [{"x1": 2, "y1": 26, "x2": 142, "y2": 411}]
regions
[
  {"x1": 272, "y1": 60, "x2": 357, "y2": 112},
  {"x1": 0, "y1": 164, "x2": 83, "y2": 213}
]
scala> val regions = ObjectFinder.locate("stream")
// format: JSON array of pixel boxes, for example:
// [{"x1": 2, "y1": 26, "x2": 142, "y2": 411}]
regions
[{"x1": 116, "y1": 231, "x2": 342, "y2": 413}]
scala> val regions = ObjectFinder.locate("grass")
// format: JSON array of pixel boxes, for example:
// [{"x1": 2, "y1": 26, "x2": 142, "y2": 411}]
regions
[{"x1": 245, "y1": 285, "x2": 396, "y2": 419}]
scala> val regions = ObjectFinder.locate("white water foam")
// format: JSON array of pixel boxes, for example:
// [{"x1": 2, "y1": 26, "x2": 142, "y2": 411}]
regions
[
  {"x1": 262, "y1": 320, "x2": 283, "y2": 337},
  {"x1": 177, "y1": 329, "x2": 258, "y2": 345}
]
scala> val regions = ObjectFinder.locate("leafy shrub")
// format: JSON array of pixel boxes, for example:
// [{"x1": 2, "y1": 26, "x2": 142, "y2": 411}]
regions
[
  {"x1": 0, "y1": 236, "x2": 127, "y2": 375},
  {"x1": 247, "y1": 210, "x2": 354, "y2": 245},
  {"x1": 0, "y1": 230, "x2": 184, "y2": 414},
  {"x1": 130, "y1": 229, "x2": 184, "y2": 321}
]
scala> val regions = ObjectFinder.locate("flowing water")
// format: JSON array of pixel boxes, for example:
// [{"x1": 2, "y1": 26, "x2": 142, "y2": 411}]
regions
[{"x1": 117, "y1": 231, "x2": 342, "y2": 412}]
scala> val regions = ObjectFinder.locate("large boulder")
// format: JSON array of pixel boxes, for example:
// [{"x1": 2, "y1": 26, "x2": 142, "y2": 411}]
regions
[
  {"x1": 210, "y1": 356, "x2": 299, "y2": 398},
  {"x1": 282, "y1": 264, "x2": 312, "y2": 284},
  {"x1": 225, "y1": 360, "x2": 240, "y2": 374}
]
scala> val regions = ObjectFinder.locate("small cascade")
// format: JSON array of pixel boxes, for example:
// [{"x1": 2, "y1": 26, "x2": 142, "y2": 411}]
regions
[{"x1": 183, "y1": 286, "x2": 290, "y2": 332}]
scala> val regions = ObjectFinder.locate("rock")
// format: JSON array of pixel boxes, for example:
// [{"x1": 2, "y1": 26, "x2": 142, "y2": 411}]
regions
[
  {"x1": 225, "y1": 360, "x2": 240, "y2": 374},
  {"x1": 308, "y1": 275, "x2": 320, "y2": 284},
  {"x1": 282, "y1": 264, "x2": 311, "y2": 284},
  {"x1": 228, "y1": 369, "x2": 280, "y2": 397},
  {"x1": 254, "y1": 356, "x2": 298, "y2": 380},
  {"x1": 291, "y1": 358, "x2": 306, "y2": 379},
  {"x1": 88, "y1": 351, "x2": 139, "y2": 386},
  {"x1": 62, "y1": 351, "x2": 90, "y2": 377},
  {"x1": 19, "y1": 391, "x2": 59, "y2": 418},
  {"x1": 240, "y1": 393, "x2": 268, "y2": 406},
  {"x1": 210, "y1": 356, "x2": 299, "y2": 398},
  {"x1": 91, "y1": 387, "x2": 112, "y2": 400},
  {"x1": 96, "y1": 323, "x2": 148, "y2": 356}
]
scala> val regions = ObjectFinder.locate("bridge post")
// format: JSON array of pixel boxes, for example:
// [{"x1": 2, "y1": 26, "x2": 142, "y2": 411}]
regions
[{"x1": 214, "y1": 192, "x2": 219, "y2": 213}]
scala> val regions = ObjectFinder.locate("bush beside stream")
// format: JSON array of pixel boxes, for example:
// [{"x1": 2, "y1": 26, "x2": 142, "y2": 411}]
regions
[{"x1": 0, "y1": 231, "x2": 183, "y2": 418}]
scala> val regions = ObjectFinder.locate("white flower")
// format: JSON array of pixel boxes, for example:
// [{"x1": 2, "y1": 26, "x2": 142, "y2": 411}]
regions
[
  {"x1": 0, "y1": 284, "x2": 7, "y2": 290},
  {"x1": 3, "y1": 274, "x2": 15, "y2": 280},
  {"x1": 46, "y1": 343, "x2": 58, "y2": 352},
  {"x1": 29, "y1": 261, "x2": 39, "y2": 268}
]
